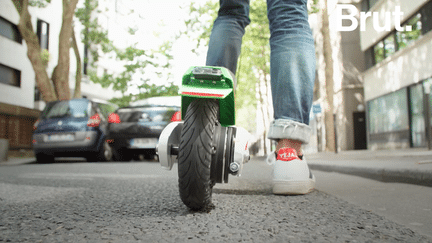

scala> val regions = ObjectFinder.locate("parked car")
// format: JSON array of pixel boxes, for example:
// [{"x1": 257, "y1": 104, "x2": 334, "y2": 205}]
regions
[
  {"x1": 108, "y1": 96, "x2": 181, "y2": 161},
  {"x1": 32, "y1": 98, "x2": 118, "y2": 163}
]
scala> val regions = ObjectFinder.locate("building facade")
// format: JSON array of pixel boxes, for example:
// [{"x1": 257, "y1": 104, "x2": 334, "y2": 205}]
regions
[
  {"x1": 308, "y1": 0, "x2": 367, "y2": 152},
  {"x1": 360, "y1": 0, "x2": 432, "y2": 149},
  {"x1": 0, "y1": 0, "x2": 121, "y2": 150}
]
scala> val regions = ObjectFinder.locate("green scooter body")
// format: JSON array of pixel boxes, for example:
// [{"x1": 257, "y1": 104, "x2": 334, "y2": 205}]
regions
[{"x1": 180, "y1": 66, "x2": 236, "y2": 126}]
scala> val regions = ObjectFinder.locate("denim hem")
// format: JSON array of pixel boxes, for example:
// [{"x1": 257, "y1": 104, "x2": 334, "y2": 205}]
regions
[{"x1": 267, "y1": 119, "x2": 312, "y2": 144}]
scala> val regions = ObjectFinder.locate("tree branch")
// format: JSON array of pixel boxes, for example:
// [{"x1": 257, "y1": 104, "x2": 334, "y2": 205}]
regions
[
  {"x1": 71, "y1": 25, "x2": 82, "y2": 99},
  {"x1": 13, "y1": 0, "x2": 57, "y2": 102}
]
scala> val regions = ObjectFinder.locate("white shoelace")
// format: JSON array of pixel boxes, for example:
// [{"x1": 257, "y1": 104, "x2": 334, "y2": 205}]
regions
[
  {"x1": 266, "y1": 150, "x2": 277, "y2": 166},
  {"x1": 279, "y1": 123, "x2": 299, "y2": 138}
]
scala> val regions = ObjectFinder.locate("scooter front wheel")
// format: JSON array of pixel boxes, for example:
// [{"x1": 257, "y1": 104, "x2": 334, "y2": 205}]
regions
[{"x1": 178, "y1": 98, "x2": 218, "y2": 210}]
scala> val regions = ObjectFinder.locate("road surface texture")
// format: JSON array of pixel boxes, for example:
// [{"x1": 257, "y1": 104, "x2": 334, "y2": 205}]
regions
[{"x1": 0, "y1": 157, "x2": 431, "y2": 242}]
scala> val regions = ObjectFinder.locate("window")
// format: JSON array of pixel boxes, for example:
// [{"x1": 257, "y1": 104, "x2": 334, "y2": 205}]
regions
[
  {"x1": 420, "y1": 1, "x2": 432, "y2": 35},
  {"x1": 41, "y1": 100, "x2": 91, "y2": 119},
  {"x1": 97, "y1": 102, "x2": 117, "y2": 118},
  {"x1": 365, "y1": 47, "x2": 375, "y2": 69},
  {"x1": 0, "y1": 63, "x2": 21, "y2": 87},
  {"x1": 424, "y1": 78, "x2": 432, "y2": 127},
  {"x1": 34, "y1": 87, "x2": 41, "y2": 101},
  {"x1": 366, "y1": 0, "x2": 380, "y2": 11},
  {"x1": 83, "y1": 44, "x2": 89, "y2": 75},
  {"x1": 0, "y1": 16, "x2": 22, "y2": 43},
  {"x1": 368, "y1": 89, "x2": 409, "y2": 134},
  {"x1": 373, "y1": 41, "x2": 384, "y2": 64},
  {"x1": 368, "y1": 2, "x2": 432, "y2": 68},
  {"x1": 409, "y1": 83, "x2": 426, "y2": 147},
  {"x1": 372, "y1": 33, "x2": 397, "y2": 64},
  {"x1": 36, "y1": 19, "x2": 49, "y2": 50},
  {"x1": 396, "y1": 13, "x2": 422, "y2": 51},
  {"x1": 383, "y1": 34, "x2": 396, "y2": 57}
]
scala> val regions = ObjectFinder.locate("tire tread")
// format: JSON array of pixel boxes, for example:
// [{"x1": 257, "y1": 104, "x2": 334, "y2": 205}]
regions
[{"x1": 178, "y1": 99, "x2": 218, "y2": 210}]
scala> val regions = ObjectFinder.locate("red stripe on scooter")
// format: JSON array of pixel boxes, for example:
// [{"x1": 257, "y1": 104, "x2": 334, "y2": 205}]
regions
[{"x1": 181, "y1": 92, "x2": 224, "y2": 98}]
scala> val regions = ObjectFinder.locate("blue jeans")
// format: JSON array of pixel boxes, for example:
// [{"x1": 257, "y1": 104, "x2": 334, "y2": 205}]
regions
[{"x1": 206, "y1": 0, "x2": 316, "y2": 144}]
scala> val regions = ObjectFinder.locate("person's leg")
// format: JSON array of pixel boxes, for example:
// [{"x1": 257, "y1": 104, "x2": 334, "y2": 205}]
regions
[
  {"x1": 205, "y1": 0, "x2": 250, "y2": 74},
  {"x1": 266, "y1": 0, "x2": 316, "y2": 155},
  {"x1": 266, "y1": 0, "x2": 316, "y2": 194}
]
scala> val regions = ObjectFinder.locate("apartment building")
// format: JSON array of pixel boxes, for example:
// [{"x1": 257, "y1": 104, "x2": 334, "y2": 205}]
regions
[
  {"x1": 0, "y1": 0, "x2": 120, "y2": 150},
  {"x1": 361, "y1": 0, "x2": 432, "y2": 149}
]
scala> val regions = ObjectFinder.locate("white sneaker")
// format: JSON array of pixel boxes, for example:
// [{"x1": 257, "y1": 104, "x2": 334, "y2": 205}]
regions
[{"x1": 267, "y1": 148, "x2": 315, "y2": 195}]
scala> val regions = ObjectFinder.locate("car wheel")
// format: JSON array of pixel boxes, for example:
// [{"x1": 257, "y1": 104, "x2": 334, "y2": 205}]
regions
[
  {"x1": 35, "y1": 153, "x2": 55, "y2": 163},
  {"x1": 88, "y1": 141, "x2": 113, "y2": 162},
  {"x1": 113, "y1": 148, "x2": 132, "y2": 162},
  {"x1": 143, "y1": 150, "x2": 156, "y2": 161}
]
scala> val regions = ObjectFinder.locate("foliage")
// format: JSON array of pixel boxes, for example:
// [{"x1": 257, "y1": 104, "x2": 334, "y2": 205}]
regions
[
  {"x1": 374, "y1": 14, "x2": 422, "y2": 65},
  {"x1": 40, "y1": 49, "x2": 50, "y2": 67},
  {"x1": 308, "y1": 0, "x2": 320, "y2": 14},
  {"x1": 110, "y1": 82, "x2": 179, "y2": 108},
  {"x1": 75, "y1": 0, "x2": 177, "y2": 107},
  {"x1": 13, "y1": 0, "x2": 78, "y2": 101},
  {"x1": 181, "y1": 0, "x2": 320, "y2": 111},
  {"x1": 181, "y1": 1, "x2": 268, "y2": 113},
  {"x1": 182, "y1": 1, "x2": 219, "y2": 54},
  {"x1": 29, "y1": 0, "x2": 51, "y2": 8}
]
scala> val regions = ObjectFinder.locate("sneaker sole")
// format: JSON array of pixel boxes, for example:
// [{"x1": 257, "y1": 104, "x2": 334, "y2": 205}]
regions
[{"x1": 273, "y1": 179, "x2": 315, "y2": 195}]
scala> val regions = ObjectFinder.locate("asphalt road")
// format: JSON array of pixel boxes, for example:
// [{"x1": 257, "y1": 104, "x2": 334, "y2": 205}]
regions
[{"x1": 0, "y1": 157, "x2": 431, "y2": 242}]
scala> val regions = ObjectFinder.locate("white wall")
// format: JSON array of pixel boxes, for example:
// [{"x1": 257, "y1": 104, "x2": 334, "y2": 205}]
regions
[
  {"x1": 1, "y1": 0, "x2": 121, "y2": 111},
  {"x1": 363, "y1": 31, "x2": 432, "y2": 101},
  {"x1": 0, "y1": 0, "x2": 36, "y2": 109}
]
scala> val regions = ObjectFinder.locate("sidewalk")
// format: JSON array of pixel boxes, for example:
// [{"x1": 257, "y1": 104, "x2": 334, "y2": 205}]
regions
[
  {"x1": 2, "y1": 148, "x2": 432, "y2": 187},
  {"x1": 0, "y1": 157, "x2": 35, "y2": 166},
  {"x1": 0, "y1": 149, "x2": 36, "y2": 166},
  {"x1": 306, "y1": 148, "x2": 432, "y2": 187}
]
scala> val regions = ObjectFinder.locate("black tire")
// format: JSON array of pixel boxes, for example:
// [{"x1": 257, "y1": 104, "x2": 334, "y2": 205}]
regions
[
  {"x1": 35, "y1": 153, "x2": 55, "y2": 163},
  {"x1": 178, "y1": 99, "x2": 218, "y2": 210},
  {"x1": 113, "y1": 148, "x2": 132, "y2": 162},
  {"x1": 88, "y1": 141, "x2": 113, "y2": 162},
  {"x1": 143, "y1": 150, "x2": 156, "y2": 161}
]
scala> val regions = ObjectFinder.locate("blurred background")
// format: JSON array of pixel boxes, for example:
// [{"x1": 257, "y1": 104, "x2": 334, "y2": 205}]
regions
[{"x1": 1, "y1": 0, "x2": 432, "y2": 158}]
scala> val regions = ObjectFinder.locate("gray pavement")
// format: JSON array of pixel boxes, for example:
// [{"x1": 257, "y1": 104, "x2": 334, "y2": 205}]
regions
[
  {"x1": 2, "y1": 148, "x2": 432, "y2": 187},
  {"x1": 306, "y1": 148, "x2": 432, "y2": 187},
  {"x1": 1, "y1": 158, "x2": 431, "y2": 242},
  {"x1": 0, "y1": 157, "x2": 36, "y2": 166}
]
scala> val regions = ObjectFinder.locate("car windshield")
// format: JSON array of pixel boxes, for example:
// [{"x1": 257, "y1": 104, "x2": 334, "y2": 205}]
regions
[
  {"x1": 130, "y1": 96, "x2": 181, "y2": 107},
  {"x1": 117, "y1": 107, "x2": 176, "y2": 122},
  {"x1": 41, "y1": 100, "x2": 90, "y2": 119}
]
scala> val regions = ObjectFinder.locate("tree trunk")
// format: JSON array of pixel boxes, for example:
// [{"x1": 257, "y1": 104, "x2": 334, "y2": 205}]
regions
[
  {"x1": 71, "y1": 26, "x2": 82, "y2": 99},
  {"x1": 257, "y1": 72, "x2": 268, "y2": 155},
  {"x1": 52, "y1": 0, "x2": 79, "y2": 100},
  {"x1": 322, "y1": 0, "x2": 336, "y2": 152},
  {"x1": 12, "y1": 0, "x2": 57, "y2": 102}
]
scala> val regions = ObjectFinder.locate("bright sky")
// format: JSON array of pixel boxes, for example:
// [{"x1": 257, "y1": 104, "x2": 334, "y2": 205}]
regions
[{"x1": 116, "y1": 0, "x2": 208, "y2": 89}]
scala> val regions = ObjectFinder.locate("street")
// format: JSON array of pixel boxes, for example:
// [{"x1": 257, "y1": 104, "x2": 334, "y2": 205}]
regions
[{"x1": 0, "y1": 157, "x2": 431, "y2": 242}]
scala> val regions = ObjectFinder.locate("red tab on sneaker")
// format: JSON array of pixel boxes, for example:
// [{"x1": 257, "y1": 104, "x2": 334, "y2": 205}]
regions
[{"x1": 276, "y1": 148, "x2": 299, "y2": 161}]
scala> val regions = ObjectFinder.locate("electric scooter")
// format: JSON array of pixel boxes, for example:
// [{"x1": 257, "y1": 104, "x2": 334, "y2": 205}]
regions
[{"x1": 156, "y1": 66, "x2": 251, "y2": 210}]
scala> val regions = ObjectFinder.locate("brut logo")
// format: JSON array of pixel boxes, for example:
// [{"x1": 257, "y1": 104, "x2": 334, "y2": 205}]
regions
[{"x1": 336, "y1": 5, "x2": 412, "y2": 32}]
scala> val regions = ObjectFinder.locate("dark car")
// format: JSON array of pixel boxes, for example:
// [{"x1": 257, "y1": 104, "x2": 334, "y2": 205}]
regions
[
  {"x1": 32, "y1": 98, "x2": 118, "y2": 163},
  {"x1": 108, "y1": 96, "x2": 181, "y2": 161}
]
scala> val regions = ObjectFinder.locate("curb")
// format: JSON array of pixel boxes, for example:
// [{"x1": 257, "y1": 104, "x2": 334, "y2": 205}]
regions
[
  {"x1": 309, "y1": 164, "x2": 432, "y2": 188},
  {"x1": 0, "y1": 158, "x2": 35, "y2": 166}
]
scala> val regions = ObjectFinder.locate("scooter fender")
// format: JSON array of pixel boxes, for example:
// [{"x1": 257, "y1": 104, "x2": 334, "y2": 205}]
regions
[
  {"x1": 180, "y1": 66, "x2": 236, "y2": 127},
  {"x1": 156, "y1": 121, "x2": 183, "y2": 170}
]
